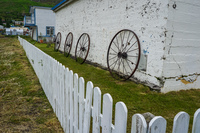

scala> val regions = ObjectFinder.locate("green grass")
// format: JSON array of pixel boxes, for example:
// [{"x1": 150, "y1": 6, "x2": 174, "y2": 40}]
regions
[
  {"x1": 0, "y1": 36, "x2": 63, "y2": 132},
  {"x1": 23, "y1": 36, "x2": 200, "y2": 133}
]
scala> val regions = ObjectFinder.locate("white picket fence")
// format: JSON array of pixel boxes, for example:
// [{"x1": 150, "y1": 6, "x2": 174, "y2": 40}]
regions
[{"x1": 18, "y1": 36, "x2": 200, "y2": 133}]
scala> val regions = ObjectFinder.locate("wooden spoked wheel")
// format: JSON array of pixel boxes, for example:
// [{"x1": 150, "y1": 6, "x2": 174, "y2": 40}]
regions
[
  {"x1": 64, "y1": 32, "x2": 73, "y2": 57},
  {"x1": 75, "y1": 33, "x2": 90, "y2": 64},
  {"x1": 54, "y1": 32, "x2": 62, "y2": 51},
  {"x1": 107, "y1": 29, "x2": 141, "y2": 80}
]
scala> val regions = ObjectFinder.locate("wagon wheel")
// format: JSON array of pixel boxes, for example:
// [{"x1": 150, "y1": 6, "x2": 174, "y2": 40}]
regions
[
  {"x1": 54, "y1": 32, "x2": 62, "y2": 51},
  {"x1": 75, "y1": 33, "x2": 90, "y2": 64},
  {"x1": 64, "y1": 32, "x2": 73, "y2": 57},
  {"x1": 107, "y1": 29, "x2": 141, "y2": 80}
]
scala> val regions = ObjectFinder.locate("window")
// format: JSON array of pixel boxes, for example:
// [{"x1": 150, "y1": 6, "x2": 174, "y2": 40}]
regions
[{"x1": 46, "y1": 27, "x2": 54, "y2": 36}]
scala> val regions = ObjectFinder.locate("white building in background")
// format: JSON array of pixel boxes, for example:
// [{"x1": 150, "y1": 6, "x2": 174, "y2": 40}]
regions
[
  {"x1": 52, "y1": 0, "x2": 200, "y2": 93},
  {"x1": 5, "y1": 27, "x2": 26, "y2": 35},
  {"x1": 24, "y1": 6, "x2": 55, "y2": 42}
]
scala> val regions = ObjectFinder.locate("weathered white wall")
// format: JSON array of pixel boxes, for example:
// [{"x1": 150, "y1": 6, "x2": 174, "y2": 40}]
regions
[
  {"x1": 161, "y1": 0, "x2": 200, "y2": 93},
  {"x1": 55, "y1": 0, "x2": 169, "y2": 88},
  {"x1": 35, "y1": 8, "x2": 55, "y2": 37},
  {"x1": 54, "y1": 0, "x2": 200, "y2": 92}
]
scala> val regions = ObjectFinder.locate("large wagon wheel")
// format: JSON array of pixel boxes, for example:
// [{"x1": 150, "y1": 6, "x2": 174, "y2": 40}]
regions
[
  {"x1": 75, "y1": 33, "x2": 90, "y2": 64},
  {"x1": 107, "y1": 29, "x2": 141, "y2": 80},
  {"x1": 54, "y1": 32, "x2": 62, "y2": 51},
  {"x1": 64, "y1": 32, "x2": 73, "y2": 57}
]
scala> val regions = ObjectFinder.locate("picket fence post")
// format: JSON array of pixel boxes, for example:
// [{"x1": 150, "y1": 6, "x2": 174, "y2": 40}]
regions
[
  {"x1": 148, "y1": 116, "x2": 166, "y2": 133},
  {"x1": 65, "y1": 67, "x2": 70, "y2": 133},
  {"x1": 92, "y1": 87, "x2": 101, "y2": 133},
  {"x1": 192, "y1": 109, "x2": 200, "y2": 133},
  {"x1": 83, "y1": 81, "x2": 94, "y2": 133},
  {"x1": 172, "y1": 112, "x2": 190, "y2": 133},
  {"x1": 69, "y1": 70, "x2": 74, "y2": 133},
  {"x1": 74, "y1": 73, "x2": 79, "y2": 133},
  {"x1": 101, "y1": 94, "x2": 113, "y2": 133},
  {"x1": 112, "y1": 102, "x2": 128, "y2": 133},
  {"x1": 79, "y1": 77, "x2": 85, "y2": 133},
  {"x1": 131, "y1": 114, "x2": 147, "y2": 133}
]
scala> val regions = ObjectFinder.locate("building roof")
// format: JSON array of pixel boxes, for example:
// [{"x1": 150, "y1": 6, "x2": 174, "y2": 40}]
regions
[
  {"x1": 52, "y1": 0, "x2": 74, "y2": 12},
  {"x1": 30, "y1": 6, "x2": 52, "y2": 13}
]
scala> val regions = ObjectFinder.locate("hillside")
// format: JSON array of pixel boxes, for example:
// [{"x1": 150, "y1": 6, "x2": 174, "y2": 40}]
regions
[{"x1": 0, "y1": 0, "x2": 60, "y2": 21}]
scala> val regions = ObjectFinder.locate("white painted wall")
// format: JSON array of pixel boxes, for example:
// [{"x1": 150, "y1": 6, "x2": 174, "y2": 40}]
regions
[
  {"x1": 54, "y1": 0, "x2": 200, "y2": 92},
  {"x1": 35, "y1": 8, "x2": 55, "y2": 37},
  {"x1": 55, "y1": 0, "x2": 169, "y2": 88},
  {"x1": 161, "y1": 0, "x2": 200, "y2": 93}
]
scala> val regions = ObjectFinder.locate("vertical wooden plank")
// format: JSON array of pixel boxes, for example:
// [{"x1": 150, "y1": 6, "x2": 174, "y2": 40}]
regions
[
  {"x1": 57, "y1": 63, "x2": 62, "y2": 125},
  {"x1": 192, "y1": 109, "x2": 200, "y2": 133},
  {"x1": 69, "y1": 70, "x2": 74, "y2": 133},
  {"x1": 112, "y1": 102, "x2": 128, "y2": 133},
  {"x1": 83, "y1": 81, "x2": 94, "y2": 133},
  {"x1": 65, "y1": 67, "x2": 70, "y2": 133},
  {"x1": 101, "y1": 93, "x2": 113, "y2": 133},
  {"x1": 172, "y1": 112, "x2": 190, "y2": 133},
  {"x1": 79, "y1": 77, "x2": 85, "y2": 133},
  {"x1": 92, "y1": 87, "x2": 101, "y2": 133},
  {"x1": 52, "y1": 59, "x2": 57, "y2": 112},
  {"x1": 131, "y1": 114, "x2": 147, "y2": 133},
  {"x1": 74, "y1": 73, "x2": 79, "y2": 133},
  {"x1": 148, "y1": 116, "x2": 167, "y2": 133},
  {"x1": 61, "y1": 65, "x2": 65, "y2": 129}
]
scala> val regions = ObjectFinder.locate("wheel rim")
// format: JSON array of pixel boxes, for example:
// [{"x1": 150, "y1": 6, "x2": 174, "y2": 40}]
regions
[
  {"x1": 54, "y1": 32, "x2": 62, "y2": 51},
  {"x1": 107, "y1": 29, "x2": 141, "y2": 80},
  {"x1": 64, "y1": 32, "x2": 73, "y2": 57},
  {"x1": 75, "y1": 33, "x2": 90, "y2": 64}
]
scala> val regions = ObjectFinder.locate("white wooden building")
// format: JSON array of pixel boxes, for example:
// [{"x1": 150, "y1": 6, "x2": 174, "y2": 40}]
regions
[
  {"x1": 24, "y1": 6, "x2": 55, "y2": 42},
  {"x1": 52, "y1": 0, "x2": 200, "y2": 93}
]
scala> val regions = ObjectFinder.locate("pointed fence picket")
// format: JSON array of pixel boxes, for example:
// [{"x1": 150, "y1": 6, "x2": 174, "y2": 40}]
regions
[{"x1": 18, "y1": 36, "x2": 200, "y2": 133}]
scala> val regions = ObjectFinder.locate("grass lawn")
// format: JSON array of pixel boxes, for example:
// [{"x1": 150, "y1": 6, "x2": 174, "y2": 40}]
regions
[
  {"x1": 0, "y1": 36, "x2": 63, "y2": 132},
  {"x1": 23, "y1": 36, "x2": 200, "y2": 132}
]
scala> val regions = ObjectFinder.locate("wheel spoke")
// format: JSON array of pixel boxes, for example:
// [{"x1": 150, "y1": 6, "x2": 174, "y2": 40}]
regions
[
  {"x1": 122, "y1": 59, "x2": 128, "y2": 76},
  {"x1": 126, "y1": 41, "x2": 137, "y2": 53},
  {"x1": 125, "y1": 59, "x2": 133, "y2": 72},
  {"x1": 109, "y1": 53, "x2": 117, "y2": 56},
  {"x1": 112, "y1": 41, "x2": 120, "y2": 51},
  {"x1": 116, "y1": 34, "x2": 120, "y2": 53},
  {"x1": 110, "y1": 47, "x2": 118, "y2": 54},
  {"x1": 128, "y1": 55, "x2": 138, "y2": 58},
  {"x1": 126, "y1": 48, "x2": 138, "y2": 53},
  {"x1": 110, "y1": 57, "x2": 119, "y2": 69},
  {"x1": 128, "y1": 34, "x2": 135, "y2": 44},
  {"x1": 109, "y1": 55, "x2": 117, "y2": 61},
  {"x1": 126, "y1": 58, "x2": 136, "y2": 65}
]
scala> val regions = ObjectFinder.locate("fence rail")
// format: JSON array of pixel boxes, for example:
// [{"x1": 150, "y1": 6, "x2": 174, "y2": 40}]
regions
[{"x1": 18, "y1": 36, "x2": 200, "y2": 133}]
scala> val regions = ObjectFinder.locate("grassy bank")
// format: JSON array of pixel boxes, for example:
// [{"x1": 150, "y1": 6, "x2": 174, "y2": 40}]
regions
[
  {"x1": 22, "y1": 36, "x2": 200, "y2": 132},
  {"x1": 0, "y1": 36, "x2": 63, "y2": 132}
]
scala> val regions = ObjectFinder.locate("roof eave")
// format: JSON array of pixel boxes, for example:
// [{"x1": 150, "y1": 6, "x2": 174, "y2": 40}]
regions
[{"x1": 52, "y1": 0, "x2": 74, "y2": 12}]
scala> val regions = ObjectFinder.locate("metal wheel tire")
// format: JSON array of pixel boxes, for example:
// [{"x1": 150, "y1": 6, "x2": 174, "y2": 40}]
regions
[
  {"x1": 64, "y1": 32, "x2": 73, "y2": 57},
  {"x1": 54, "y1": 32, "x2": 62, "y2": 51},
  {"x1": 107, "y1": 29, "x2": 141, "y2": 80},
  {"x1": 75, "y1": 33, "x2": 90, "y2": 64}
]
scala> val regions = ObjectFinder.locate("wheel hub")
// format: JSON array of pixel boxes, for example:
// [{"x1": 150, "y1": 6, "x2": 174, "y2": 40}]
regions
[
  {"x1": 80, "y1": 47, "x2": 86, "y2": 51},
  {"x1": 118, "y1": 52, "x2": 127, "y2": 59}
]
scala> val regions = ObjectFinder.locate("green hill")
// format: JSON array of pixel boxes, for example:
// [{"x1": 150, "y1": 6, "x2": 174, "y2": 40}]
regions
[{"x1": 0, "y1": 0, "x2": 60, "y2": 22}]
